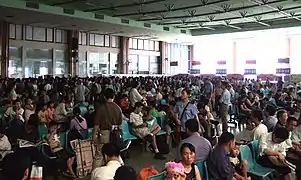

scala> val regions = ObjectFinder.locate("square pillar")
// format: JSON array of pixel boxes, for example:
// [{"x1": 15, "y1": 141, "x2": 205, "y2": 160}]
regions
[
  {"x1": 119, "y1": 36, "x2": 129, "y2": 74},
  {"x1": 0, "y1": 21, "x2": 9, "y2": 77},
  {"x1": 67, "y1": 30, "x2": 79, "y2": 77},
  {"x1": 159, "y1": 41, "x2": 166, "y2": 74}
]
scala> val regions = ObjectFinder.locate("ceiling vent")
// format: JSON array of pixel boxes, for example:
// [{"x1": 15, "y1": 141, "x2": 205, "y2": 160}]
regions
[
  {"x1": 94, "y1": 14, "x2": 104, "y2": 20},
  {"x1": 144, "y1": 23, "x2": 151, "y2": 28},
  {"x1": 163, "y1": 26, "x2": 170, "y2": 31},
  {"x1": 26, "y1": 2, "x2": 39, "y2": 9},
  {"x1": 121, "y1": 19, "x2": 130, "y2": 24},
  {"x1": 63, "y1": 8, "x2": 75, "y2": 15}
]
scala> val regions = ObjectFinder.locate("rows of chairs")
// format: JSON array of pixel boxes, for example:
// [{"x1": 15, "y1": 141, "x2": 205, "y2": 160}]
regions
[{"x1": 147, "y1": 140, "x2": 278, "y2": 180}]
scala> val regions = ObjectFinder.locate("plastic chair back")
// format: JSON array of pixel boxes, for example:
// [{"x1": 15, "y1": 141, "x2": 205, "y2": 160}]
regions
[
  {"x1": 58, "y1": 132, "x2": 67, "y2": 148},
  {"x1": 122, "y1": 120, "x2": 137, "y2": 141},
  {"x1": 148, "y1": 171, "x2": 165, "y2": 180},
  {"x1": 79, "y1": 104, "x2": 88, "y2": 115},
  {"x1": 250, "y1": 140, "x2": 260, "y2": 159},
  {"x1": 239, "y1": 145, "x2": 255, "y2": 168},
  {"x1": 38, "y1": 124, "x2": 48, "y2": 140},
  {"x1": 195, "y1": 160, "x2": 207, "y2": 180}
]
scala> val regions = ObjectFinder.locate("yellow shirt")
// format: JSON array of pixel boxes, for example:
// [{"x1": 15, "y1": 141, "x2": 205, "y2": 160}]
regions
[{"x1": 38, "y1": 110, "x2": 48, "y2": 123}]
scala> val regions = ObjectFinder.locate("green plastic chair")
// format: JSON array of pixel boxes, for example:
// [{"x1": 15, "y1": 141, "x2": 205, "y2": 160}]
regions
[
  {"x1": 204, "y1": 161, "x2": 210, "y2": 180},
  {"x1": 58, "y1": 132, "x2": 67, "y2": 148},
  {"x1": 38, "y1": 124, "x2": 48, "y2": 140},
  {"x1": 196, "y1": 160, "x2": 208, "y2": 180},
  {"x1": 122, "y1": 120, "x2": 137, "y2": 141},
  {"x1": 79, "y1": 104, "x2": 88, "y2": 115},
  {"x1": 148, "y1": 171, "x2": 165, "y2": 180},
  {"x1": 240, "y1": 145, "x2": 275, "y2": 179},
  {"x1": 250, "y1": 140, "x2": 260, "y2": 159}
]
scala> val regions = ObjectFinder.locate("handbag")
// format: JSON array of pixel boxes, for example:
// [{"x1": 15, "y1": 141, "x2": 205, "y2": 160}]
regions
[{"x1": 30, "y1": 165, "x2": 43, "y2": 180}]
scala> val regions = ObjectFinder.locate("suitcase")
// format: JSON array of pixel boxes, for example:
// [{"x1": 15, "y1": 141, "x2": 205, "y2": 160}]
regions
[{"x1": 71, "y1": 139, "x2": 95, "y2": 178}]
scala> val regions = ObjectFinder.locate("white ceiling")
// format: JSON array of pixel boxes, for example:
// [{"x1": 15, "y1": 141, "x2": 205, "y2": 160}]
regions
[{"x1": 0, "y1": 6, "x2": 195, "y2": 43}]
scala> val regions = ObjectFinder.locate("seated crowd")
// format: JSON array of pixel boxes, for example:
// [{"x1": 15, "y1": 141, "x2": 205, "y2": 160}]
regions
[{"x1": 0, "y1": 76, "x2": 300, "y2": 180}]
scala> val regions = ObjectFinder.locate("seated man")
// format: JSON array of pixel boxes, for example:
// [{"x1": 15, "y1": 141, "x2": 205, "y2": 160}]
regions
[
  {"x1": 0, "y1": 128, "x2": 12, "y2": 161},
  {"x1": 130, "y1": 102, "x2": 165, "y2": 160},
  {"x1": 91, "y1": 143, "x2": 123, "y2": 180},
  {"x1": 207, "y1": 132, "x2": 249, "y2": 180},
  {"x1": 176, "y1": 119, "x2": 212, "y2": 162},
  {"x1": 2, "y1": 152, "x2": 31, "y2": 180},
  {"x1": 258, "y1": 127, "x2": 293, "y2": 180}
]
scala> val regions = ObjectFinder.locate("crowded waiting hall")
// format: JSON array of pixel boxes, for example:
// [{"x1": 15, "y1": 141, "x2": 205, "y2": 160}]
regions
[{"x1": 2, "y1": 0, "x2": 301, "y2": 180}]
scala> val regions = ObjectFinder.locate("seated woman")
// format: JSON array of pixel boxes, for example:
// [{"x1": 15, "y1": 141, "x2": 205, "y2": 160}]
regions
[
  {"x1": 45, "y1": 121, "x2": 76, "y2": 178},
  {"x1": 165, "y1": 162, "x2": 186, "y2": 180},
  {"x1": 70, "y1": 107, "x2": 87, "y2": 131},
  {"x1": 129, "y1": 102, "x2": 165, "y2": 160},
  {"x1": 179, "y1": 143, "x2": 201, "y2": 180}
]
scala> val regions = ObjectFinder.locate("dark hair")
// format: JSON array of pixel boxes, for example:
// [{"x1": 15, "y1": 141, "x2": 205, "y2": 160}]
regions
[
  {"x1": 265, "y1": 105, "x2": 277, "y2": 116},
  {"x1": 102, "y1": 143, "x2": 120, "y2": 157},
  {"x1": 180, "y1": 143, "x2": 196, "y2": 154},
  {"x1": 273, "y1": 127, "x2": 289, "y2": 141},
  {"x1": 182, "y1": 88, "x2": 191, "y2": 95},
  {"x1": 49, "y1": 121, "x2": 59, "y2": 127},
  {"x1": 185, "y1": 119, "x2": 199, "y2": 133},
  {"x1": 28, "y1": 114, "x2": 39, "y2": 127},
  {"x1": 13, "y1": 99, "x2": 21, "y2": 104},
  {"x1": 218, "y1": 132, "x2": 235, "y2": 145},
  {"x1": 73, "y1": 106, "x2": 81, "y2": 116},
  {"x1": 276, "y1": 109, "x2": 287, "y2": 120},
  {"x1": 114, "y1": 166, "x2": 137, "y2": 180},
  {"x1": 251, "y1": 109, "x2": 264, "y2": 122},
  {"x1": 103, "y1": 88, "x2": 115, "y2": 99},
  {"x1": 3, "y1": 152, "x2": 31, "y2": 180},
  {"x1": 134, "y1": 102, "x2": 143, "y2": 109},
  {"x1": 287, "y1": 116, "x2": 297, "y2": 124}
]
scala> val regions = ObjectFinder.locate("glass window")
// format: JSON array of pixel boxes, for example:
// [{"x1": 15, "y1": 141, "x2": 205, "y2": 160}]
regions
[
  {"x1": 8, "y1": 46, "x2": 22, "y2": 78},
  {"x1": 26, "y1": 26, "x2": 33, "y2": 40},
  {"x1": 105, "y1": 35, "x2": 110, "y2": 47},
  {"x1": 89, "y1": 34, "x2": 95, "y2": 45},
  {"x1": 144, "y1": 40, "x2": 149, "y2": 50},
  {"x1": 25, "y1": 48, "x2": 53, "y2": 77},
  {"x1": 129, "y1": 38, "x2": 133, "y2": 49},
  {"x1": 56, "y1": 29, "x2": 62, "y2": 43},
  {"x1": 110, "y1": 53, "x2": 118, "y2": 74},
  {"x1": 82, "y1": 32, "x2": 87, "y2": 45},
  {"x1": 128, "y1": 54, "x2": 138, "y2": 74},
  {"x1": 62, "y1": 30, "x2": 67, "y2": 43},
  {"x1": 55, "y1": 50, "x2": 69, "y2": 75},
  {"x1": 78, "y1": 32, "x2": 82, "y2": 45},
  {"x1": 78, "y1": 52, "x2": 87, "y2": 77},
  {"x1": 149, "y1": 41, "x2": 154, "y2": 51},
  {"x1": 138, "y1": 55, "x2": 150, "y2": 74},
  {"x1": 9, "y1": 24, "x2": 16, "y2": 39},
  {"x1": 154, "y1": 41, "x2": 159, "y2": 51},
  {"x1": 88, "y1": 52, "x2": 109, "y2": 75},
  {"x1": 46, "y1": 28, "x2": 53, "y2": 42},
  {"x1": 111, "y1": 36, "x2": 118, "y2": 47},
  {"x1": 16, "y1": 25, "x2": 22, "y2": 40},
  {"x1": 149, "y1": 56, "x2": 159, "y2": 74},
  {"x1": 138, "y1": 39, "x2": 144, "y2": 50},
  {"x1": 132, "y1": 39, "x2": 138, "y2": 49},
  {"x1": 33, "y1": 27, "x2": 46, "y2": 41},
  {"x1": 95, "y1": 34, "x2": 104, "y2": 46}
]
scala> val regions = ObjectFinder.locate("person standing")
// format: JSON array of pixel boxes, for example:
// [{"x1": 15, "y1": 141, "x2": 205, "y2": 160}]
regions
[
  {"x1": 92, "y1": 88, "x2": 123, "y2": 168},
  {"x1": 219, "y1": 82, "x2": 231, "y2": 132},
  {"x1": 174, "y1": 89, "x2": 199, "y2": 139}
]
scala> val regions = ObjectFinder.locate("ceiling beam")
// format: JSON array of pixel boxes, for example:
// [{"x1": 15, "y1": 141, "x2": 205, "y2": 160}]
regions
[
  {"x1": 157, "y1": 5, "x2": 301, "y2": 25},
  {"x1": 137, "y1": 0, "x2": 286, "y2": 21},
  {"x1": 51, "y1": 0, "x2": 87, "y2": 6},
  {"x1": 83, "y1": 0, "x2": 167, "y2": 12},
  {"x1": 113, "y1": 0, "x2": 229, "y2": 17}
]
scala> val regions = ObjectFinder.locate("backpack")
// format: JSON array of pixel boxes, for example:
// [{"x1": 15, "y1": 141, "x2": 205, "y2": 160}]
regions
[
  {"x1": 137, "y1": 167, "x2": 158, "y2": 180},
  {"x1": 110, "y1": 126, "x2": 125, "y2": 150}
]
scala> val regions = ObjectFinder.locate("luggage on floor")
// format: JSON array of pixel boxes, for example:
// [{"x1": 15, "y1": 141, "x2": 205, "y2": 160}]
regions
[
  {"x1": 137, "y1": 167, "x2": 158, "y2": 180},
  {"x1": 71, "y1": 139, "x2": 95, "y2": 178}
]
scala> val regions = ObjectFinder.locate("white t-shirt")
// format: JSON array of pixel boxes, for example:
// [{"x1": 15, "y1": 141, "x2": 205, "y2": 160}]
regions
[
  {"x1": 260, "y1": 132, "x2": 287, "y2": 156},
  {"x1": 4, "y1": 107, "x2": 25, "y2": 122},
  {"x1": 90, "y1": 160, "x2": 121, "y2": 180},
  {"x1": 129, "y1": 88, "x2": 143, "y2": 107},
  {"x1": 129, "y1": 112, "x2": 144, "y2": 126},
  {"x1": 252, "y1": 123, "x2": 268, "y2": 141}
]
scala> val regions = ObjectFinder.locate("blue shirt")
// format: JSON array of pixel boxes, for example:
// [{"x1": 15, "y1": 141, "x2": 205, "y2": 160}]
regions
[
  {"x1": 174, "y1": 101, "x2": 199, "y2": 132},
  {"x1": 207, "y1": 146, "x2": 235, "y2": 180}
]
